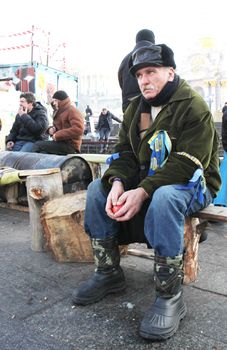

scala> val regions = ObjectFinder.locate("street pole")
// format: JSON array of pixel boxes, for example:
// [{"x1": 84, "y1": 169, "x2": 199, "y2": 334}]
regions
[
  {"x1": 46, "y1": 31, "x2": 50, "y2": 66},
  {"x1": 30, "y1": 25, "x2": 34, "y2": 65}
]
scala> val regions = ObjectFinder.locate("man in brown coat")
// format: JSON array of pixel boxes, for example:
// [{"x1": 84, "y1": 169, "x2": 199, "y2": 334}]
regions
[{"x1": 32, "y1": 91, "x2": 84, "y2": 154}]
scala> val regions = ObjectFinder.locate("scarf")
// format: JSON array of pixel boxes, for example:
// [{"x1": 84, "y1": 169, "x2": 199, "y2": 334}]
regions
[{"x1": 140, "y1": 74, "x2": 179, "y2": 112}]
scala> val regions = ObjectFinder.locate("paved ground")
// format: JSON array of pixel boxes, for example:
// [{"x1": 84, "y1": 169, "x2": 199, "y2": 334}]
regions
[{"x1": 0, "y1": 207, "x2": 227, "y2": 350}]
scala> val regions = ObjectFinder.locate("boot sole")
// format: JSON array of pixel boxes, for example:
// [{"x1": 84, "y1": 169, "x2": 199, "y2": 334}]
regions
[
  {"x1": 139, "y1": 303, "x2": 187, "y2": 340},
  {"x1": 73, "y1": 283, "x2": 126, "y2": 306}
]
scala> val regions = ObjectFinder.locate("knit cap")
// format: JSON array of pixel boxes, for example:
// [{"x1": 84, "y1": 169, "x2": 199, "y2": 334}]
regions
[{"x1": 52, "y1": 90, "x2": 68, "y2": 101}]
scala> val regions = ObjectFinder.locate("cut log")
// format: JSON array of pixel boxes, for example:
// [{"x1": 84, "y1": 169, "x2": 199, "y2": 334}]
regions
[
  {"x1": 26, "y1": 172, "x2": 63, "y2": 252},
  {"x1": 183, "y1": 217, "x2": 200, "y2": 284},
  {"x1": 41, "y1": 191, "x2": 128, "y2": 263},
  {"x1": 41, "y1": 191, "x2": 93, "y2": 262}
]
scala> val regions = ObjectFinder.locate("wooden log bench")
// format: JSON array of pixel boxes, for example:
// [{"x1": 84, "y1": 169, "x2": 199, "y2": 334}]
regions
[
  {"x1": 32, "y1": 187, "x2": 227, "y2": 284},
  {"x1": 40, "y1": 191, "x2": 226, "y2": 280},
  {"x1": 127, "y1": 205, "x2": 227, "y2": 284}
]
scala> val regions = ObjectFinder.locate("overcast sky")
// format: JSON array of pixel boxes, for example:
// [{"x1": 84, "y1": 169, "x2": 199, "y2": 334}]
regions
[{"x1": 0, "y1": 0, "x2": 226, "y2": 82}]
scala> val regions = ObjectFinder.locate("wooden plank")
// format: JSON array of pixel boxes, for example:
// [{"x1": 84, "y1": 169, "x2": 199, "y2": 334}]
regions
[
  {"x1": 79, "y1": 154, "x2": 109, "y2": 164},
  {"x1": 127, "y1": 248, "x2": 154, "y2": 259},
  {"x1": 19, "y1": 168, "x2": 60, "y2": 178},
  {"x1": 0, "y1": 202, "x2": 29, "y2": 212},
  {"x1": 192, "y1": 205, "x2": 227, "y2": 222}
]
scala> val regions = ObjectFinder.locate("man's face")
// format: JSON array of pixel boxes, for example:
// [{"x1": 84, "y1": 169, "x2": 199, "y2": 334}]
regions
[
  {"x1": 135, "y1": 66, "x2": 175, "y2": 100},
  {"x1": 19, "y1": 97, "x2": 33, "y2": 112},
  {"x1": 102, "y1": 109, "x2": 107, "y2": 115},
  {"x1": 51, "y1": 98, "x2": 59, "y2": 110}
]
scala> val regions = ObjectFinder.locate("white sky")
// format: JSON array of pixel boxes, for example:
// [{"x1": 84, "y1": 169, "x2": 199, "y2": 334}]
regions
[{"x1": 0, "y1": 0, "x2": 226, "y2": 84}]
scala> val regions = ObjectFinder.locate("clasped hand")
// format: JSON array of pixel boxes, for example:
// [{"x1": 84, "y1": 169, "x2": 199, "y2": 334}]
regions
[{"x1": 106, "y1": 181, "x2": 149, "y2": 221}]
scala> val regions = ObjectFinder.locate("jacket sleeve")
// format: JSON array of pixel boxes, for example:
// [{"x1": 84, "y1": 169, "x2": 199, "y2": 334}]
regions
[
  {"x1": 6, "y1": 115, "x2": 21, "y2": 142},
  {"x1": 54, "y1": 107, "x2": 84, "y2": 141},
  {"x1": 21, "y1": 110, "x2": 48, "y2": 136},
  {"x1": 118, "y1": 54, "x2": 130, "y2": 89},
  {"x1": 96, "y1": 116, "x2": 101, "y2": 130},
  {"x1": 111, "y1": 113, "x2": 122, "y2": 123},
  {"x1": 118, "y1": 60, "x2": 124, "y2": 89}
]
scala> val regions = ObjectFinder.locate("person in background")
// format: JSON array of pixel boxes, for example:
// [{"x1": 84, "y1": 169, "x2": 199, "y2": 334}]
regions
[
  {"x1": 96, "y1": 108, "x2": 121, "y2": 153},
  {"x1": 118, "y1": 29, "x2": 155, "y2": 113},
  {"x1": 85, "y1": 105, "x2": 93, "y2": 116},
  {"x1": 72, "y1": 41, "x2": 221, "y2": 341},
  {"x1": 32, "y1": 90, "x2": 84, "y2": 155},
  {"x1": 6, "y1": 92, "x2": 48, "y2": 152},
  {"x1": 222, "y1": 101, "x2": 227, "y2": 114},
  {"x1": 84, "y1": 105, "x2": 93, "y2": 135}
]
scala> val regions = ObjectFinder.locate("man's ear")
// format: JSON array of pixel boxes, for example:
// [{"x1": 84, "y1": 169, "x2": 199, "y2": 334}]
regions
[{"x1": 168, "y1": 67, "x2": 175, "y2": 82}]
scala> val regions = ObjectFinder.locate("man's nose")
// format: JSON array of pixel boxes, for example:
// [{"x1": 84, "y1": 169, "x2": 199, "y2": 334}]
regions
[{"x1": 141, "y1": 74, "x2": 150, "y2": 85}]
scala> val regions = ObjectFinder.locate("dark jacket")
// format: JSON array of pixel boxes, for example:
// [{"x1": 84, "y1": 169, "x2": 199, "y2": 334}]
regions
[
  {"x1": 102, "y1": 78, "x2": 221, "y2": 198},
  {"x1": 6, "y1": 102, "x2": 48, "y2": 143},
  {"x1": 222, "y1": 104, "x2": 227, "y2": 113},
  {"x1": 118, "y1": 52, "x2": 141, "y2": 113},
  {"x1": 85, "y1": 106, "x2": 92, "y2": 116},
  {"x1": 222, "y1": 109, "x2": 227, "y2": 152},
  {"x1": 102, "y1": 78, "x2": 221, "y2": 245},
  {"x1": 96, "y1": 111, "x2": 121, "y2": 131},
  {"x1": 52, "y1": 97, "x2": 84, "y2": 152}
]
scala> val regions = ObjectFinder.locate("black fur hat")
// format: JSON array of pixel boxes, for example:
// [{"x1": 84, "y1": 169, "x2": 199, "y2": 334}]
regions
[{"x1": 129, "y1": 43, "x2": 176, "y2": 76}]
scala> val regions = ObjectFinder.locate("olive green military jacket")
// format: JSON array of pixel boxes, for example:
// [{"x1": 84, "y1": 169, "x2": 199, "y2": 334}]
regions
[{"x1": 102, "y1": 79, "x2": 221, "y2": 198}]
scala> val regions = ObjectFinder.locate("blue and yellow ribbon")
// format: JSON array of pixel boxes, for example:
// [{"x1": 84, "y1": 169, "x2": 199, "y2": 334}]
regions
[{"x1": 147, "y1": 130, "x2": 172, "y2": 175}]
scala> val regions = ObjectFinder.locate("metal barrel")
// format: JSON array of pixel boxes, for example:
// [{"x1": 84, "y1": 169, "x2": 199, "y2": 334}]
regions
[{"x1": 0, "y1": 151, "x2": 93, "y2": 197}]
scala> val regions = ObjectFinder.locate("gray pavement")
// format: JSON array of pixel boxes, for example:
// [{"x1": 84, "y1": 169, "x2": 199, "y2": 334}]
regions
[{"x1": 0, "y1": 207, "x2": 227, "y2": 350}]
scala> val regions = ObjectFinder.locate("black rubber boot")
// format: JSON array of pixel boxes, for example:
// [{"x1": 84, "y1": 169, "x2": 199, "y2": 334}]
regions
[
  {"x1": 139, "y1": 254, "x2": 187, "y2": 340},
  {"x1": 72, "y1": 236, "x2": 126, "y2": 305}
]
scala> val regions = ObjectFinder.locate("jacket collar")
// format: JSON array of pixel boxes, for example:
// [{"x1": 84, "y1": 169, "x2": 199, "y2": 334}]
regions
[
  {"x1": 128, "y1": 79, "x2": 193, "y2": 155},
  {"x1": 57, "y1": 97, "x2": 71, "y2": 113}
]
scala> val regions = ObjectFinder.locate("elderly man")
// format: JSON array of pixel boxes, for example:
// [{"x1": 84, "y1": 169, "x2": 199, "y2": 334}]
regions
[
  {"x1": 32, "y1": 90, "x2": 84, "y2": 155},
  {"x1": 72, "y1": 42, "x2": 221, "y2": 340}
]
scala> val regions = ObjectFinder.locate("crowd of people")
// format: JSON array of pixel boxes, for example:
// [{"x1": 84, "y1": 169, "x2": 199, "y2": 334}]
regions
[
  {"x1": 4, "y1": 92, "x2": 123, "y2": 155},
  {"x1": 5, "y1": 90, "x2": 84, "y2": 155},
  {"x1": 1, "y1": 28, "x2": 227, "y2": 342}
]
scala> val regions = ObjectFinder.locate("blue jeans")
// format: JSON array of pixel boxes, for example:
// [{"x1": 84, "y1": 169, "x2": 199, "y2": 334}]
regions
[
  {"x1": 84, "y1": 179, "x2": 213, "y2": 257},
  {"x1": 99, "y1": 128, "x2": 111, "y2": 152},
  {"x1": 12, "y1": 141, "x2": 34, "y2": 152},
  {"x1": 99, "y1": 128, "x2": 111, "y2": 141}
]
